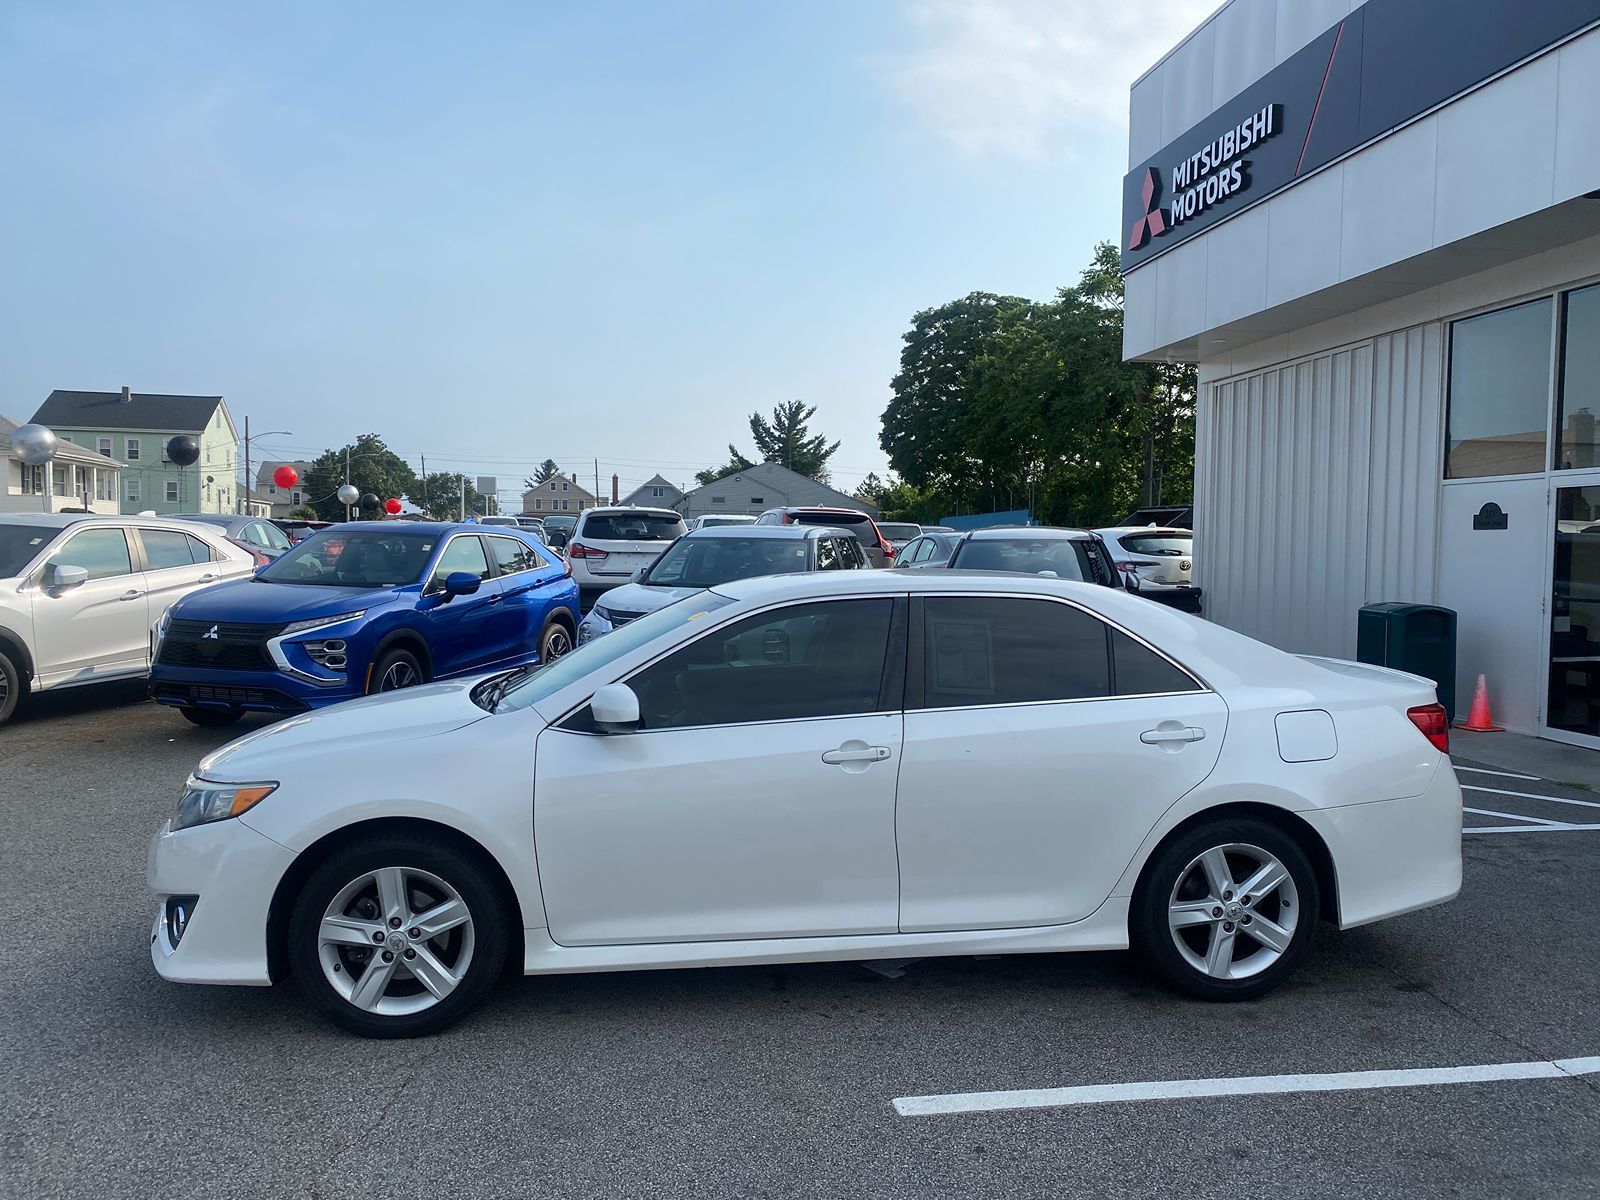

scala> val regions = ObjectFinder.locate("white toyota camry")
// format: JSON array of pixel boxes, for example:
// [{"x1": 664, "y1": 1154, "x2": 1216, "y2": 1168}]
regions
[{"x1": 149, "y1": 571, "x2": 1462, "y2": 1037}]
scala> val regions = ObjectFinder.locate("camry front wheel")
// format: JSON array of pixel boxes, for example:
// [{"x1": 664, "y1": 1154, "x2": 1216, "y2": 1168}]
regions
[{"x1": 287, "y1": 835, "x2": 509, "y2": 1037}]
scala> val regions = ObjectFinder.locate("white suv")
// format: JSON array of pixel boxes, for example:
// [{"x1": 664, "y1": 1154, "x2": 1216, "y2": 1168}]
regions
[
  {"x1": 0, "y1": 514, "x2": 256, "y2": 724},
  {"x1": 565, "y1": 506, "x2": 686, "y2": 598}
]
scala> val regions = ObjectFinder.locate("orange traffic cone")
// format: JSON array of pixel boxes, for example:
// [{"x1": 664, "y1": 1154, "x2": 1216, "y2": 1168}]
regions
[{"x1": 1456, "y1": 673, "x2": 1503, "y2": 732}]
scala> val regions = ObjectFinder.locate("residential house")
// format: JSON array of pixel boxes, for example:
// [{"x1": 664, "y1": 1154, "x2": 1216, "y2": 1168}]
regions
[
  {"x1": 1, "y1": 414, "x2": 124, "y2": 514},
  {"x1": 254, "y1": 460, "x2": 314, "y2": 518},
  {"x1": 620, "y1": 473, "x2": 684, "y2": 508},
  {"x1": 675, "y1": 461, "x2": 878, "y2": 519},
  {"x1": 238, "y1": 486, "x2": 274, "y2": 518},
  {"x1": 30, "y1": 387, "x2": 238, "y2": 514},
  {"x1": 520, "y1": 472, "x2": 597, "y2": 516}
]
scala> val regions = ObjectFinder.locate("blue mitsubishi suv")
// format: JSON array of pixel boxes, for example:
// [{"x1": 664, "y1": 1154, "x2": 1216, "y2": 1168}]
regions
[{"x1": 149, "y1": 521, "x2": 579, "y2": 726}]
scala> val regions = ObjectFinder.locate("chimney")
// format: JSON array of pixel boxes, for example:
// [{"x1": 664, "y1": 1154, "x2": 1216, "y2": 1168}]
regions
[
  {"x1": 120, "y1": 386, "x2": 132, "y2": 403},
  {"x1": 612, "y1": 474, "x2": 619, "y2": 504}
]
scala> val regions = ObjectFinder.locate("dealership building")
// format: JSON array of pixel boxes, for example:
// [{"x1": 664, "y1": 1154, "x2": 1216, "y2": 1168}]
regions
[{"x1": 1122, "y1": 0, "x2": 1600, "y2": 750}]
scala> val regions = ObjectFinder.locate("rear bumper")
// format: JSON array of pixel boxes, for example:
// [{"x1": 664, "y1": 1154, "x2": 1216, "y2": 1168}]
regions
[
  {"x1": 1301, "y1": 762, "x2": 1463, "y2": 929},
  {"x1": 149, "y1": 664, "x2": 351, "y2": 713}
]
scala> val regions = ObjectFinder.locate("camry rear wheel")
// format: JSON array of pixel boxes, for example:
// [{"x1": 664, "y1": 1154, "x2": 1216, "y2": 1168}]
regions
[
  {"x1": 287, "y1": 835, "x2": 508, "y2": 1037},
  {"x1": 1132, "y1": 817, "x2": 1318, "y2": 1001}
]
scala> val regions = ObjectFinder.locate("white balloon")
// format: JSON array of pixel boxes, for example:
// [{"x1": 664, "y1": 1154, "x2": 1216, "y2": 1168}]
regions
[
  {"x1": 336, "y1": 484, "x2": 360, "y2": 506},
  {"x1": 11, "y1": 423, "x2": 58, "y2": 466}
]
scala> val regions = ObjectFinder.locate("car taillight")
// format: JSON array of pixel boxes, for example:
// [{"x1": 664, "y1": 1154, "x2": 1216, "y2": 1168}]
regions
[
  {"x1": 1115, "y1": 561, "x2": 1138, "y2": 572},
  {"x1": 1406, "y1": 703, "x2": 1449, "y2": 753},
  {"x1": 562, "y1": 556, "x2": 572, "y2": 577},
  {"x1": 568, "y1": 542, "x2": 607, "y2": 561}
]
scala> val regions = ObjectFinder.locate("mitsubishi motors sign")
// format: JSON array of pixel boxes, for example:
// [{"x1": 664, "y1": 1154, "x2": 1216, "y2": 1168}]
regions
[{"x1": 1128, "y1": 103, "x2": 1282, "y2": 251}]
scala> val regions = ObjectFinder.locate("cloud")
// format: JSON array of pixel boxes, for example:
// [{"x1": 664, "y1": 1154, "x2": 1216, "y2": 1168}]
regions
[{"x1": 890, "y1": 0, "x2": 1217, "y2": 159}]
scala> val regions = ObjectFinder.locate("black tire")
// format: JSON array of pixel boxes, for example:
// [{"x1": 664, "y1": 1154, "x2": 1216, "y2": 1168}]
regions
[
  {"x1": 0, "y1": 648, "x2": 21, "y2": 725},
  {"x1": 179, "y1": 706, "x2": 243, "y2": 727},
  {"x1": 369, "y1": 646, "x2": 425, "y2": 694},
  {"x1": 539, "y1": 619, "x2": 574, "y2": 663},
  {"x1": 287, "y1": 833, "x2": 510, "y2": 1038},
  {"x1": 1131, "y1": 816, "x2": 1319, "y2": 1002}
]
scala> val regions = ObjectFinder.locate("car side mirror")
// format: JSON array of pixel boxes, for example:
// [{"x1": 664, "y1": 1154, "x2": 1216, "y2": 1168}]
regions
[
  {"x1": 45, "y1": 563, "x2": 89, "y2": 590},
  {"x1": 443, "y1": 571, "x2": 481, "y2": 598},
  {"x1": 629, "y1": 568, "x2": 644, "y2": 583},
  {"x1": 591, "y1": 683, "x2": 641, "y2": 734}
]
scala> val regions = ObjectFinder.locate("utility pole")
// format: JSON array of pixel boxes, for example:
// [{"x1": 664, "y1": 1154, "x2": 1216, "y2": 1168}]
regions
[
  {"x1": 242, "y1": 415, "x2": 249, "y2": 516},
  {"x1": 420, "y1": 453, "x2": 427, "y2": 517},
  {"x1": 345, "y1": 447, "x2": 352, "y2": 520},
  {"x1": 594, "y1": 458, "x2": 600, "y2": 503}
]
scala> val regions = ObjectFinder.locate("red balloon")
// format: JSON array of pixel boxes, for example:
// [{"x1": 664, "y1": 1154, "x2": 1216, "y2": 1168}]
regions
[
  {"x1": 272, "y1": 464, "x2": 299, "y2": 489},
  {"x1": 384, "y1": 497, "x2": 402, "y2": 515}
]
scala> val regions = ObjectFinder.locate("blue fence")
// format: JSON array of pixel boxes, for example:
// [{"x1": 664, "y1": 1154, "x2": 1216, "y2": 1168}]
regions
[{"x1": 937, "y1": 509, "x2": 1033, "y2": 531}]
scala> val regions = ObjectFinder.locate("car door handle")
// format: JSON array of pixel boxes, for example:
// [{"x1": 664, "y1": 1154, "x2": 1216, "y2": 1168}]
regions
[
  {"x1": 486, "y1": 594, "x2": 503, "y2": 605},
  {"x1": 197, "y1": 573, "x2": 218, "y2": 583},
  {"x1": 119, "y1": 589, "x2": 144, "y2": 601},
  {"x1": 822, "y1": 745, "x2": 892, "y2": 765},
  {"x1": 1140, "y1": 726, "x2": 1206, "y2": 745}
]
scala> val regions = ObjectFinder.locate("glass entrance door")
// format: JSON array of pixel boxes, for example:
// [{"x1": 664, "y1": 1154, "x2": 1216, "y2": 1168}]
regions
[{"x1": 1546, "y1": 482, "x2": 1600, "y2": 748}]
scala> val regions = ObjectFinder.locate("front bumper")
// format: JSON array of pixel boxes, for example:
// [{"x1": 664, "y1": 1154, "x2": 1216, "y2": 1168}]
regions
[
  {"x1": 577, "y1": 608, "x2": 614, "y2": 645},
  {"x1": 149, "y1": 664, "x2": 355, "y2": 713},
  {"x1": 149, "y1": 816, "x2": 297, "y2": 986}
]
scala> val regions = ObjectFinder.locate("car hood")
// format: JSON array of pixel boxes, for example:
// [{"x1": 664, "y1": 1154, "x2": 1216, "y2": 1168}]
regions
[
  {"x1": 595, "y1": 581, "x2": 699, "y2": 613},
  {"x1": 197, "y1": 679, "x2": 498, "y2": 782},
  {"x1": 169, "y1": 577, "x2": 403, "y2": 623}
]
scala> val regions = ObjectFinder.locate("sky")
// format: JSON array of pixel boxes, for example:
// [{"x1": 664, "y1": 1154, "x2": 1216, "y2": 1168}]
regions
[{"x1": 0, "y1": 0, "x2": 1213, "y2": 505}]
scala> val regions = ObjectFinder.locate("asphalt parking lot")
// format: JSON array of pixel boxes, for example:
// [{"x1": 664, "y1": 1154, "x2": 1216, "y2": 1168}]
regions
[{"x1": 5, "y1": 689, "x2": 1600, "y2": 1200}]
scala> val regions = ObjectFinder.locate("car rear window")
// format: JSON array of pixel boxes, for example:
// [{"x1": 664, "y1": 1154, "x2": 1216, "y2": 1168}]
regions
[
  {"x1": 1120, "y1": 533, "x2": 1192, "y2": 556},
  {"x1": 581, "y1": 513, "x2": 685, "y2": 541},
  {"x1": 950, "y1": 538, "x2": 1088, "y2": 580},
  {"x1": 789, "y1": 511, "x2": 869, "y2": 527},
  {"x1": 877, "y1": 523, "x2": 920, "y2": 541}
]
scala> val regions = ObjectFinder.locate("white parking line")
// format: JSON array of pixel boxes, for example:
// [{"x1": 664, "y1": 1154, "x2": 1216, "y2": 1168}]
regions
[
  {"x1": 1453, "y1": 766, "x2": 1541, "y2": 781},
  {"x1": 1462, "y1": 785, "x2": 1600, "y2": 813},
  {"x1": 1463, "y1": 806, "x2": 1568, "y2": 826},
  {"x1": 892, "y1": 1056, "x2": 1600, "y2": 1116},
  {"x1": 1464, "y1": 823, "x2": 1600, "y2": 835}
]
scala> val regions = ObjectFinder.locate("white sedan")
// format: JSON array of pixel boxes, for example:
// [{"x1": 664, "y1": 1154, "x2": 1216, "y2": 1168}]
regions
[{"x1": 149, "y1": 572, "x2": 1462, "y2": 1037}]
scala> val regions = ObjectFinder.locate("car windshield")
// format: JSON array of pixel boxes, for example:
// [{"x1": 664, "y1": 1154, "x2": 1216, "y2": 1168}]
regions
[
  {"x1": 0, "y1": 524, "x2": 56, "y2": 579},
  {"x1": 255, "y1": 530, "x2": 438, "y2": 588},
  {"x1": 581, "y1": 512, "x2": 685, "y2": 541},
  {"x1": 491, "y1": 591, "x2": 735, "y2": 712},
  {"x1": 877, "y1": 523, "x2": 920, "y2": 541},
  {"x1": 643, "y1": 536, "x2": 810, "y2": 588},
  {"x1": 952, "y1": 537, "x2": 1088, "y2": 579},
  {"x1": 699, "y1": 516, "x2": 755, "y2": 528},
  {"x1": 1120, "y1": 533, "x2": 1192, "y2": 556}
]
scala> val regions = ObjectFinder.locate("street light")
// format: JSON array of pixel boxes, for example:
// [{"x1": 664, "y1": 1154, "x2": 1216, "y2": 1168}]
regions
[{"x1": 240, "y1": 417, "x2": 293, "y2": 514}]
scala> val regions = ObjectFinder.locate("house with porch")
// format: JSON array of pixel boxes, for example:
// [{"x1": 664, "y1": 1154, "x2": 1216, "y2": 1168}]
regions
[{"x1": 1, "y1": 415, "x2": 124, "y2": 514}]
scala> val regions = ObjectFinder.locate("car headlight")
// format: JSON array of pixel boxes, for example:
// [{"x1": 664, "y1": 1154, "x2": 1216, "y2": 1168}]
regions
[
  {"x1": 281, "y1": 611, "x2": 366, "y2": 636},
  {"x1": 174, "y1": 778, "x2": 278, "y2": 831}
]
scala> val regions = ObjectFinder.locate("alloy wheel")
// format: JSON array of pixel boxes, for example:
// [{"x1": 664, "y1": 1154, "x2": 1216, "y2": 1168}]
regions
[
  {"x1": 379, "y1": 660, "x2": 420, "y2": 691},
  {"x1": 544, "y1": 628, "x2": 572, "y2": 659},
  {"x1": 317, "y1": 866, "x2": 475, "y2": 1015},
  {"x1": 1167, "y1": 842, "x2": 1299, "y2": 980}
]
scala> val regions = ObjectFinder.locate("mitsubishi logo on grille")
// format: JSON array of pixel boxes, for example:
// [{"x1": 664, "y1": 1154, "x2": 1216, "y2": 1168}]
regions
[{"x1": 202, "y1": 625, "x2": 220, "y2": 640}]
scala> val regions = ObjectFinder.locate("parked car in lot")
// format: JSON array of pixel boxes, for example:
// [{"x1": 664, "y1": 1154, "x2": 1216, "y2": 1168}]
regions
[
  {"x1": 685, "y1": 514, "x2": 758, "y2": 532},
  {"x1": 565, "y1": 506, "x2": 687, "y2": 599},
  {"x1": 919, "y1": 526, "x2": 1121, "y2": 588},
  {"x1": 273, "y1": 518, "x2": 332, "y2": 545},
  {"x1": 892, "y1": 530, "x2": 963, "y2": 570},
  {"x1": 1097, "y1": 526, "x2": 1202, "y2": 613},
  {"x1": 578, "y1": 524, "x2": 867, "y2": 643},
  {"x1": 541, "y1": 514, "x2": 577, "y2": 551},
  {"x1": 0, "y1": 514, "x2": 256, "y2": 724},
  {"x1": 470, "y1": 515, "x2": 523, "y2": 528},
  {"x1": 148, "y1": 522, "x2": 577, "y2": 727},
  {"x1": 753, "y1": 506, "x2": 896, "y2": 567},
  {"x1": 169, "y1": 513, "x2": 293, "y2": 565},
  {"x1": 876, "y1": 522, "x2": 922, "y2": 552},
  {"x1": 149, "y1": 570, "x2": 1461, "y2": 1037}
]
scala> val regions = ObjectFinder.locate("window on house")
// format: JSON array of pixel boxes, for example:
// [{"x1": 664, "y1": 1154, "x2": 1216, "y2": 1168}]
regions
[
  {"x1": 165, "y1": 480, "x2": 180, "y2": 503},
  {"x1": 127, "y1": 479, "x2": 140, "y2": 503},
  {"x1": 52, "y1": 466, "x2": 67, "y2": 496},
  {"x1": 1559, "y1": 283, "x2": 1600, "y2": 471},
  {"x1": 292, "y1": 490, "x2": 303, "y2": 505},
  {"x1": 711, "y1": 496, "x2": 726, "y2": 504},
  {"x1": 652, "y1": 487, "x2": 664, "y2": 497},
  {"x1": 549, "y1": 482, "x2": 556, "y2": 491},
  {"x1": 1446, "y1": 298, "x2": 1553, "y2": 478},
  {"x1": 125, "y1": 437, "x2": 141, "y2": 461},
  {"x1": 562, "y1": 481, "x2": 569, "y2": 491},
  {"x1": 96, "y1": 470, "x2": 115, "y2": 502},
  {"x1": 98, "y1": 437, "x2": 112, "y2": 457},
  {"x1": 750, "y1": 496, "x2": 764, "y2": 504},
  {"x1": 268, "y1": 483, "x2": 277, "y2": 494},
  {"x1": 20, "y1": 464, "x2": 43, "y2": 495}
]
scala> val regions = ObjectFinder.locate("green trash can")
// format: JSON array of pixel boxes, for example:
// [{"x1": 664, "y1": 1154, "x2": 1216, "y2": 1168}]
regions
[{"x1": 1356, "y1": 603, "x2": 1458, "y2": 722}]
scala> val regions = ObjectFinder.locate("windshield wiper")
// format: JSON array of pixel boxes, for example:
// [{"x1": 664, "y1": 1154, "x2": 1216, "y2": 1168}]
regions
[{"x1": 473, "y1": 661, "x2": 542, "y2": 711}]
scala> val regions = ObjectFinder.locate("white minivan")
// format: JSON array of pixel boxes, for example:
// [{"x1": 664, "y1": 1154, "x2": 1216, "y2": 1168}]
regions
[{"x1": 565, "y1": 506, "x2": 687, "y2": 598}]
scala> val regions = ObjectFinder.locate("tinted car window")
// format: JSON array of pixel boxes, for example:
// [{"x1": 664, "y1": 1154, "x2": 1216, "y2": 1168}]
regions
[
  {"x1": 920, "y1": 596, "x2": 1108, "y2": 708},
  {"x1": 644, "y1": 536, "x2": 809, "y2": 588},
  {"x1": 186, "y1": 533, "x2": 215, "y2": 562},
  {"x1": 48, "y1": 528, "x2": 132, "y2": 580},
  {"x1": 580, "y1": 513, "x2": 685, "y2": 541},
  {"x1": 840, "y1": 538, "x2": 866, "y2": 569},
  {"x1": 951, "y1": 537, "x2": 1087, "y2": 580},
  {"x1": 629, "y1": 599, "x2": 893, "y2": 729},
  {"x1": 259, "y1": 531, "x2": 437, "y2": 587},
  {"x1": 877, "y1": 523, "x2": 920, "y2": 542},
  {"x1": 141, "y1": 528, "x2": 201, "y2": 570},
  {"x1": 431, "y1": 536, "x2": 492, "y2": 586},
  {"x1": 488, "y1": 535, "x2": 540, "y2": 575},
  {"x1": 1119, "y1": 533, "x2": 1191, "y2": 556},
  {"x1": 816, "y1": 537, "x2": 839, "y2": 570},
  {"x1": 0, "y1": 524, "x2": 58, "y2": 578},
  {"x1": 1112, "y1": 629, "x2": 1200, "y2": 695}
]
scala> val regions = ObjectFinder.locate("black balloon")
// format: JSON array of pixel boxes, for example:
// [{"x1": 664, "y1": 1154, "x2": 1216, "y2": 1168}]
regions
[
  {"x1": 165, "y1": 435, "x2": 200, "y2": 467},
  {"x1": 359, "y1": 492, "x2": 380, "y2": 510}
]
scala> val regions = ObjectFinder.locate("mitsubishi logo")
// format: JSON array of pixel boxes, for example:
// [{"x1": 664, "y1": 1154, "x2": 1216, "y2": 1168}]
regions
[
  {"x1": 1127, "y1": 167, "x2": 1168, "y2": 251},
  {"x1": 202, "y1": 625, "x2": 220, "y2": 640}
]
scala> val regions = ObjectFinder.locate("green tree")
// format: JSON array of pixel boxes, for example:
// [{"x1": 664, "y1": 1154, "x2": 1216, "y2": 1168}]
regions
[
  {"x1": 854, "y1": 473, "x2": 887, "y2": 506},
  {"x1": 286, "y1": 504, "x2": 321, "y2": 521},
  {"x1": 694, "y1": 447, "x2": 755, "y2": 487},
  {"x1": 407, "y1": 471, "x2": 489, "y2": 520},
  {"x1": 301, "y1": 434, "x2": 417, "y2": 522},
  {"x1": 748, "y1": 400, "x2": 840, "y2": 481},
  {"x1": 523, "y1": 459, "x2": 561, "y2": 490}
]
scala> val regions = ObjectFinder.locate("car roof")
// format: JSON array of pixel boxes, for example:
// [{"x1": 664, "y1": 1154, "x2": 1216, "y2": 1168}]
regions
[
  {"x1": 316, "y1": 520, "x2": 522, "y2": 538},
  {"x1": 169, "y1": 513, "x2": 240, "y2": 525},
  {"x1": 771, "y1": 506, "x2": 872, "y2": 516},
  {"x1": 0, "y1": 513, "x2": 232, "y2": 533},
  {"x1": 961, "y1": 526, "x2": 1093, "y2": 541},
  {"x1": 581, "y1": 506, "x2": 683, "y2": 518},
  {"x1": 686, "y1": 524, "x2": 828, "y2": 540},
  {"x1": 1096, "y1": 525, "x2": 1191, "y2": 536}
]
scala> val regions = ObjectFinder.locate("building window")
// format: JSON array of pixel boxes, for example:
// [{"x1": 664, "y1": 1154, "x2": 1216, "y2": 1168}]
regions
[
  {"x1": 1446, "y1": 298, "x2": 1553, "y2": 479},
  {"x1": 165, "y1": 480, "x2": 180, "y2": 503},
  {"x1": 652, "y1": 486, "x2": 664, "y2": 497},
  {"x1": 125, "y1": 437, "x2": 141, "y2": 461},
  {"x1": 96, "y1": 470, "x2": 115, "y2": 502},
  {"x1": 1559, "y1": 284, "x2": 1600, "y2": 472},
  {"x1": 750, "y1": 496, "x2": 764, "y2": 504},
  {"x1": 292, "y1": 490, "x2": 303, "y2": 505},
  {"x1": 20, "y1": 464, "x2": 42, "y2": 495},
  {"x1": 711, "y1": 495, "x2": 726, "y2": 503},
  {"x1": 52, "y1": 466, "x2": 68, "y2": 496},
  {"x1": 98, "y1": 437, "x2": 112, "y2": 457},
  {"x1": 562, "y1": 481, "x2": 569, "y2": 491},
  {"x1": 127, "y1": 478, "x2": 140, "y2": 504}
]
